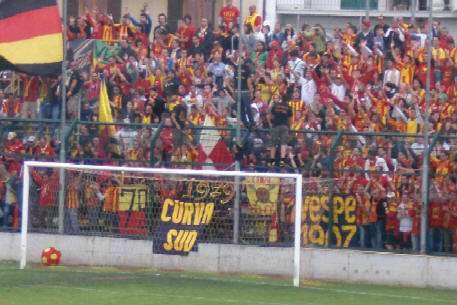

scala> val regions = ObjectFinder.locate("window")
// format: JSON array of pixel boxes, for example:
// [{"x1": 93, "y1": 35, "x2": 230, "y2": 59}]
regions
[{"x1": 341, "y1": 0, "x2": 378, "y2": 10}]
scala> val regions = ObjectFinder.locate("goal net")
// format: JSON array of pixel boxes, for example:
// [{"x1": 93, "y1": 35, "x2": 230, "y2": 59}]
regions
[{"x1": 19, "y1": 161, "x2": 344, "y2": 287}]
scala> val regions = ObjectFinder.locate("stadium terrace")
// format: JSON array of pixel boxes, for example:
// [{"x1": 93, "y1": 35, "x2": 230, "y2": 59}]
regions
[{"x1": 1, "y1": 0, "x2": 457, "y2": 262}]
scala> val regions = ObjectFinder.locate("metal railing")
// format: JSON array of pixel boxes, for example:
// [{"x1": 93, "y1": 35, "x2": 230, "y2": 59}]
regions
[
  {"x1": 276, "y1": 0, "x2": 450, "y2": 11},
  {"x1": 2, "y1": 117, "x2": 456, "y2": 256}
]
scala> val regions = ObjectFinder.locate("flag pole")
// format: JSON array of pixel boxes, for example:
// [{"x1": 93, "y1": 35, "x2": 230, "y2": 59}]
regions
[
  {"x1": 57, "y1": 0, "x2": 68, "y2": 234},
  {"x1": 233, "y1": 0, "x2": 243, "y2": 244},
  {"x1": 420, "y1": 0, "x2": 433, "y2": 255}
]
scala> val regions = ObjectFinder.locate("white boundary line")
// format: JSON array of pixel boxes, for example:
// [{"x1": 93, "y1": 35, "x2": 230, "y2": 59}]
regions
[
  {"x1": 23, "y1": 280, "x2": 457, "y2": 305},
  {"x1": 9, "y1": 267, "x2": 456, "y2": 304}
]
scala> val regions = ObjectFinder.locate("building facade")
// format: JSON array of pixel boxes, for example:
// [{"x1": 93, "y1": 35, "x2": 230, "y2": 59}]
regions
[
  {"x1": 57, "y1": 0, "x2": 259, "y2": 32},
  {"x1": 56, "y1": 0, "x2": 457, "y2": 37}
]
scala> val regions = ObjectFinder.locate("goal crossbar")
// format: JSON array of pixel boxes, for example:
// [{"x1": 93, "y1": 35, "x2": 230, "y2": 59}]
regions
[{"x1": 20, "y1": 161, "x2": 303, "y2": 287}]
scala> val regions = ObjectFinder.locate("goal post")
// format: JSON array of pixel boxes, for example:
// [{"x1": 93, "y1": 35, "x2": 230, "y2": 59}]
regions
[{"x1": 20, "y1": 161, "x2": 304, "y2": 286}]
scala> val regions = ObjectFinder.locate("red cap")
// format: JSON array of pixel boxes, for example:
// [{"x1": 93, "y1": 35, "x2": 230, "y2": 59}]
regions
[
  {"x1": 362, "y1": 20, "x2": 371, "y2": 27},
  {"x1": 271, "y1": 40, "x2": 279, "y2": 47}
]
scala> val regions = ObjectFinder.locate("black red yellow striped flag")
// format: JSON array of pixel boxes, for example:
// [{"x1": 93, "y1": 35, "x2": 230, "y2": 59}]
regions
[{"x1": 0, "y1": 0, "x2": 63, "y2": 76}]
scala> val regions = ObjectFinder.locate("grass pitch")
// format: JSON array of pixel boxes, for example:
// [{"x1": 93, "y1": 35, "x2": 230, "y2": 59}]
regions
[{"x1": 0, "y1": 261, "x2": 456, "y2": 305}]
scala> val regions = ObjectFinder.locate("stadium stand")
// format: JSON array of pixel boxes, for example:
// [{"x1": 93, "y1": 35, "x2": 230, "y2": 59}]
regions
[{"x1": 1, "y1": 1, "x2": 457, "y2": 255}]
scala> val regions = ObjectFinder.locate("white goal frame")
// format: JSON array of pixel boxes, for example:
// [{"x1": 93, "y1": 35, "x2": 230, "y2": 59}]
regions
[{"x1": 20, "y1": 161, "x2": 303, "y2": 287}]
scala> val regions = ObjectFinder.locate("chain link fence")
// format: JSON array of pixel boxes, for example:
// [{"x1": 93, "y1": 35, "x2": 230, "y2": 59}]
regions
[{"x1": 1, "y1": 117, "x2": 457, "y2": 255}]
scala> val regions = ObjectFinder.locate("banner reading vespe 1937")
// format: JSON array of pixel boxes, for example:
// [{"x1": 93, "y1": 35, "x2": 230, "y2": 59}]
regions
[{"x1": 302, "y1": 194, "x2": 357, "y2": 248}]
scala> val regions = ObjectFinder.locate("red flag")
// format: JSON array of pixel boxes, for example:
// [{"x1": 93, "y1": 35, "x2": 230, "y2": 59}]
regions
[
  {"x1": 198, "y1": 116, "x2": 233, "y2": 169},
  {"x1": 209, "y1": 138, "x2": 233, "y2": 170}
]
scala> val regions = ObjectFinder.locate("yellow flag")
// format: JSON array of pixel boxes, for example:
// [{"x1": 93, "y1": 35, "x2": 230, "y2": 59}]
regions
[
  {"x1": 98, "y1": 80, "x2": 121, "y2": 156},
  {"x1": 98, "y1": 80, "x2": 116, "y2": 137}
]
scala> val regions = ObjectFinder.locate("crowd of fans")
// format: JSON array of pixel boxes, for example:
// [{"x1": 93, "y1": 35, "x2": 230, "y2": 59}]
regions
[{"x1": 0, "y1": 0, "x2": 457, "y2": 253}]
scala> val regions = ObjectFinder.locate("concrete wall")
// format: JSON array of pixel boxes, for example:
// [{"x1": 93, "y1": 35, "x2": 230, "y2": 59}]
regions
[
  {"x1": 2, "y1": 233, "x2": 457, "y2": 289},
  {"x1": 120, "y1": 0, "x2": 168, "y2": 27},
  {"x1": 54, "y1": 1, "x2": 457, "y2": 39},
  {"x1": 56, "y1": 0, "x2": 168, "y2": 26}
]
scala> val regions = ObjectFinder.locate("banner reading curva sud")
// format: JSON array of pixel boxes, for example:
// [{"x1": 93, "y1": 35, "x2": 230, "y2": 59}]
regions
[
  {"x1": 153, "y1": 198, "x2": 215, "y2": 255},
  {"x1": 153, "y1": 179, "x2": 234, "y2": 255}
]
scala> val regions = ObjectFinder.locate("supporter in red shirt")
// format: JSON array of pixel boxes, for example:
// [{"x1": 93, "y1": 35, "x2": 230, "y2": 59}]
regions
[
  {"x1": 428, "y1": 186, "x2": 445, "y2": 252},
  {"x1": 267, "y1": 41, "x2": 284, "y2": 70},
  {"x1": 1, "y1": 93, "x2": 21, "y2": 118},
  {"x1": 31, "y1": 168, "x2": 59, "y2": 229},
  {"x1": 219, "y1": 0, "x2": 240, "y2": 26},
  {"x1": 86, "y1": 10, "x2": 105, "y2": 40},
  {"x1": 133, "y1": 71, "x2": 150, "y2": 94},
  {"x1": 83, "y1": 72, "x2": 101, "y2": 103},
  {"x1": 178, "y1": 15, "x2": 197, "y2": 50},
  {"x1": 19, "y1": 74, "x2": 39, "y2": 119},
  {"x1": 102, "y1": 56, "x2": 125, "y2": 79},
  {"x1": 384, "y1": 192, "x2": 400, "y2": 250},
  {"x1": 4, "y1": 132, "x2": 25, "y2": 173},
  {"x1": 447, "y1": 191, "x2": 457, "y2": 254},
  {"x1": 34, "y1": 137, "x2": 56, "y2": 160}
]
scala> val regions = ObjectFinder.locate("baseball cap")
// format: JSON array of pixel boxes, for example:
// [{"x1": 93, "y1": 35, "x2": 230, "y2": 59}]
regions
[
  {"x1": 387, "y1": 191, "x2": 396, "y2": 199},
  {"x1": 271, "y1": 40, "x2": 279, "y2": 47},
  {"x1": 439, "y1": 93, "x2": 448, "y2": 100},
  {"x1": 7, "y1": 131, "x2": 16, "y2": 140},
  {"x1": 362, "y1": 20, "x2": 371, "y2": 27}
]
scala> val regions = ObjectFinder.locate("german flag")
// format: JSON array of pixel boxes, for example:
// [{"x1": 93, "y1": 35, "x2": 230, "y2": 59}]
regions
[{"x1": 0, "y1": 0, "x2": 63, "y2": 76}]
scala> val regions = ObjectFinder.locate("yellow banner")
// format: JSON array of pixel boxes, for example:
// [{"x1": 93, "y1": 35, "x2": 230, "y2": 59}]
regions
[
  {"x1": 301, "y1": 194, "x2": 357, "y2": 248},
  {"x1": 246, "y1": 177, "x2": 280, "y2": 216},
  {"x1": 118, "y1": 185, "x2": 148, "y2": 211}
]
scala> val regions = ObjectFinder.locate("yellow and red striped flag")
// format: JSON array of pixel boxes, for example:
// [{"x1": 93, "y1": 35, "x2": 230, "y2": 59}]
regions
[{"x1": 0, "y1": 0, "x2": 63, "y2": 76}]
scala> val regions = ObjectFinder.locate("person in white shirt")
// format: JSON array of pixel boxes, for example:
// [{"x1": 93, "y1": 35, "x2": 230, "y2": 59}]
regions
[
  {"x1": 397, "y1": 193, "x2": 413, "y2": 248},
  {"x1": 384, "y1": 20, "x2": 405, "y2": 44},
  {"x1": 183, "y1": 84, "x2": 203, "y2": 112},
  {"x1": 410, "y1": 136, "x2": 425, "y2": 158},
  {"x1": 330, "y1": 74, "x2": 346, "y2": 102},
  {"x1": 207, "y1": 54, "x2": 226, "y2": 88},
  {"x1": 297, "y1": 69, "x2": 316, "y2": 105},
  {"x1": 383, "y1": 59, "x2": 400, "y2": 87},
  {"x1": 364, "y1": 149, "x2": 390, "y2": 180},
  {"x1": 287, "y1": 49, "x2": 306, "y2": 84},
  {"x1": 253, "y1": 26, "x2": 266, "y2": 44}
]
